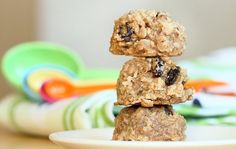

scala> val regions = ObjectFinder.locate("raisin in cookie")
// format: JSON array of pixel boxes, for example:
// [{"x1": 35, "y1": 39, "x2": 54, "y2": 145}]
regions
[
  {"x1": 112, "y1": 105, "x2": 186, "y2": 141},
  {"x1": 110, "y1": 10, "x2": 186, "y2": 57},
  {"x1": 116, "y1": 57, "x2": 193, "y2": 107}
]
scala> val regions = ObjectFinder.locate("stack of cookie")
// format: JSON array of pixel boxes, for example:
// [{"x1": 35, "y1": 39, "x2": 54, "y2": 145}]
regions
[{"x1": 109, "y1": 10, "x2": 194, "y2": 141}]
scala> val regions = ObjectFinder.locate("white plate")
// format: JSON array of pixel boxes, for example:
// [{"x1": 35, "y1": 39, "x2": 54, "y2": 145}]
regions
[{"x1": 50, "y1": 126, "x2": 236, "y2": 149}]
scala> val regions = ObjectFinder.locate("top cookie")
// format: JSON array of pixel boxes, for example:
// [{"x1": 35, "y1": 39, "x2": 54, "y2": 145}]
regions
[{"x1": 109, "y1": 10, "x2": 186, "y2": 57}]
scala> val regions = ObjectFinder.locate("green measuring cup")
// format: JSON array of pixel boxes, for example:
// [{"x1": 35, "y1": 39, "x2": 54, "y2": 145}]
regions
[
  {"x1": 1, "y1": 42, "x2": 119, "y2": 91},
  {"x1": 2, "y1": 42, "x2": 82, "y2": 90}
]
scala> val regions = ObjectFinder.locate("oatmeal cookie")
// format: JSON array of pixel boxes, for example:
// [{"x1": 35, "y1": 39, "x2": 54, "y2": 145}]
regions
[
  {"x1": 116, "y1": 57, "x2": 193, "y2": 107},
  {"x1": 110, "y1": 10, "x2": 186, "y2": 57},
  {"x1": 112, "y1": 105, "x2": 186, "y2": 141}
]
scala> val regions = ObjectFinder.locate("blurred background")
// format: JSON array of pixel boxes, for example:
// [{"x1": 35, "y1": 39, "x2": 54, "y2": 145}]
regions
[{"x1": 1, "y1": 0, "x2": 236, "y2": 97}]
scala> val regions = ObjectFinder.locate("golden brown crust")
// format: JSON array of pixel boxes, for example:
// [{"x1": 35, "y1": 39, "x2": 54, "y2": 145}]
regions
[
  {"x1": 109, "y1": 10, "x2": 186, "y2": 57},
  {"x1": 116, "y1": 57, "x2": 194, "y2": 107},
  {"x1": 112, "y1": 106, "x2": 186, "y2": 141}
]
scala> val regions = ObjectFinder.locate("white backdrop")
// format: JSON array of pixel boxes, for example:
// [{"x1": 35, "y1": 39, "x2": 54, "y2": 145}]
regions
[{"x1": 37, "y1": 0, "x2": 236, "y2": 68}]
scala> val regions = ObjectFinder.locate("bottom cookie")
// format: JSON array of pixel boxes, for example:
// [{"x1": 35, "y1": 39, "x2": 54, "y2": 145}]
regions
[{"x1": 112, "y1": 105, "x2": 186, "y2": 141}]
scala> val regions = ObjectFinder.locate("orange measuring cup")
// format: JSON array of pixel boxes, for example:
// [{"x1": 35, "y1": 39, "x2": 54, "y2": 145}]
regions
[
  {"x1": 40, "y1": 79, "x2": 116, "y2": 102},
  {"x1": 185, "y1": 79, "x2": 228, "y2": 92}
]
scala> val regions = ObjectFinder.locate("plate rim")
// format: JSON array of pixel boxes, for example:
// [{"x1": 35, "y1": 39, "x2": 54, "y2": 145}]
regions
[{"x1": 49, "y1": 127, "x2": 236, "y2": 147}]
